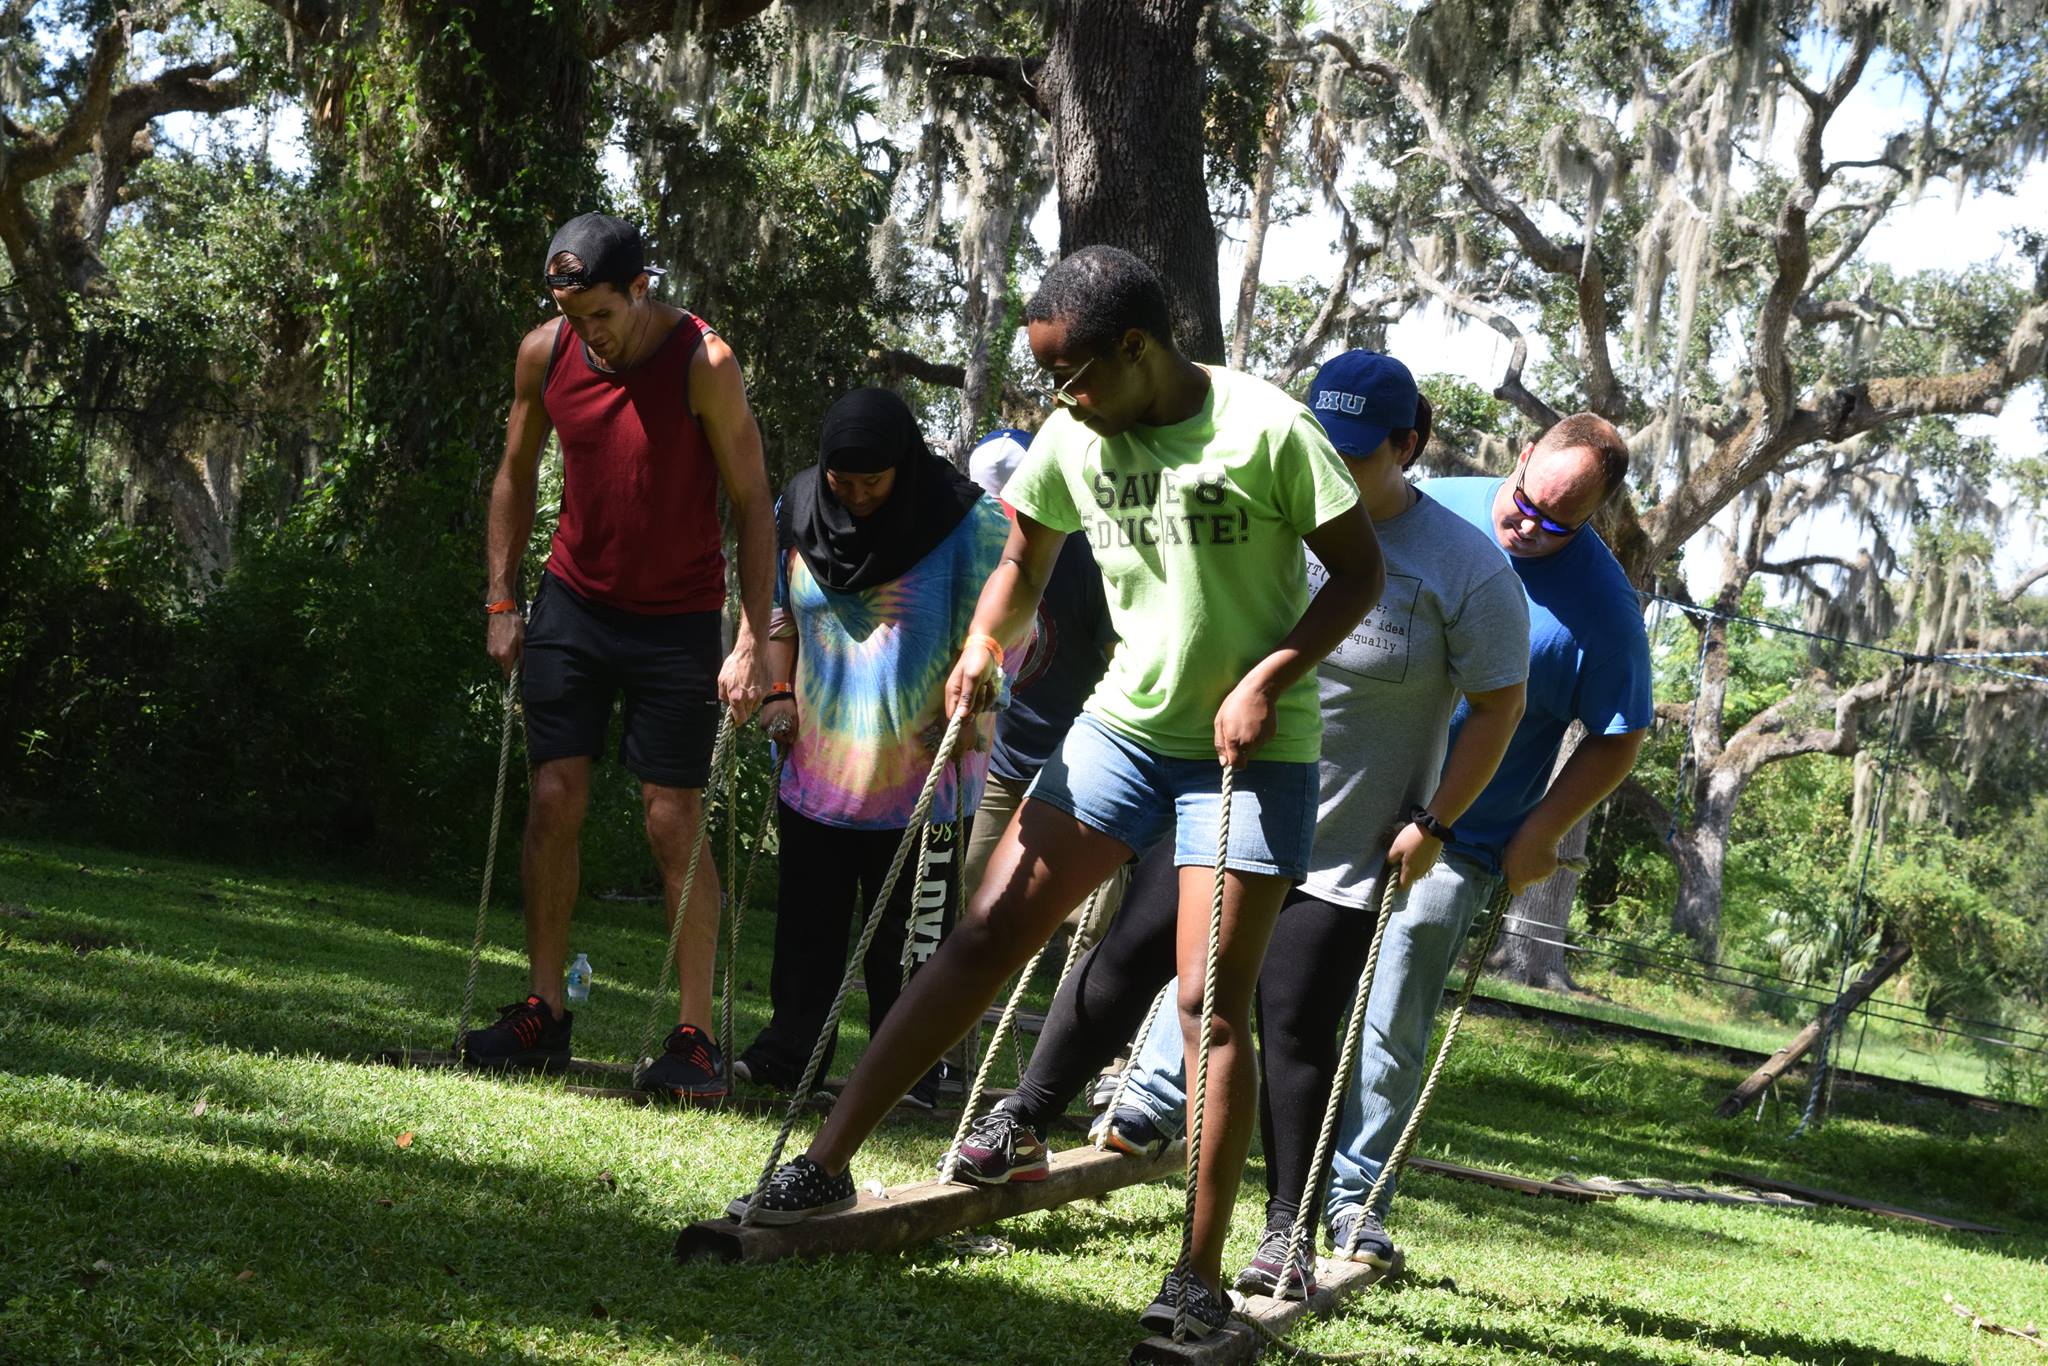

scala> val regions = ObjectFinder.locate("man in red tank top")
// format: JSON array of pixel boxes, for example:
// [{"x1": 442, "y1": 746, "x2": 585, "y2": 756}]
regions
[{"x1": 468, "y1": 213, "x2": 775, "y2": 1100}]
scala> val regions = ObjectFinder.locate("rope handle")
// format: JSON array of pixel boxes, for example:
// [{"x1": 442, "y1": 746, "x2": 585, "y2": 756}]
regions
[
  {"x1": 454, "y1": 667, "x2": 521, "y2": 1053},
  {"x1": 738, "y1": 709, "x2": 972, "y2": 1226}
]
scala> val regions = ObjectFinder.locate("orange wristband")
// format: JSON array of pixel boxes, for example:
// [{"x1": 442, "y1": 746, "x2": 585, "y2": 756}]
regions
[
  {"x1": 485, "y1": 599, "x2": 519, "y2": 616},
  {"x1": 966, "y1": 633, "x2": 1004, "y2": 668},
  {"x1": 770, "y1": 680, "x2": 794, "y2": 694}
]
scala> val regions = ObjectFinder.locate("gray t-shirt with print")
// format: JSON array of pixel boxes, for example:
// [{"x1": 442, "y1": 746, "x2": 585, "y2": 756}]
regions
[{"x1": 1299, "y1": 489, "x2": 1530, "y2": 908}]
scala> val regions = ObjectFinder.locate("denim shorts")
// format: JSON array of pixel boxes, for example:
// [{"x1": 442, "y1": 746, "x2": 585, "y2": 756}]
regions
[{"x1": 1024, "y1": 714, "x2": 1318, "y2": 880}]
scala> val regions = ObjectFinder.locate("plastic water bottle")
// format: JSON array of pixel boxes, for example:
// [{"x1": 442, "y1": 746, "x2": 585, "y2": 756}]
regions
[{"x1": 565, "y1": 953, "x2": 593, "y2": 1005}]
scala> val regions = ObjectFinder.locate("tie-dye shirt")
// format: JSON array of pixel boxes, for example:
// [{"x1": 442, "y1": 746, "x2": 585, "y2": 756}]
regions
[{"x1": 775, "y1": 495, "x2": 1010, "y2": 830}]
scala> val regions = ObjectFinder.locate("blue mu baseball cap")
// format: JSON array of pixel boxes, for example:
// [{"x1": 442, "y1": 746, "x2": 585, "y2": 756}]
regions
[{"x1": 1306, "y1": 350, "x2": 1419, "y2": 457}]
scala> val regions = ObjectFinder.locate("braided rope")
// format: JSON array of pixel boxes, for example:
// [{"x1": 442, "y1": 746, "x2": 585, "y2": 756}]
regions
[
  {"x1": 1282, "y1": 865, "x2": 1401, "y2": 1286},
  {"x1": 633, "y1": 715, "x2": 737, "y2": 1084},
  {"x1": 455, "y1": 667, "x2": 522, "y2": 1053},
  {"x1": 1175, "y1": 762, "x2": 1235, "y2": 1343},
  {"x1": 1351, "y1": 875, "x2": 1516, "y2": 1236},
  {"x1": 738, "y1": 710, "x2": 970, "y2": 1225},
  {"x1": 722, "y1": 747, "x2": 785, "y2": 1090},
  {"x1": 938, "y1": 872, "x2": 1110, "y2": 1184}
]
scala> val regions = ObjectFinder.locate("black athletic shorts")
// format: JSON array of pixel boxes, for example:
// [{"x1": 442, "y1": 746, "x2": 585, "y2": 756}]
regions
[{"x1": 521, "y1": 571, "x2": 721, "y2": 788}]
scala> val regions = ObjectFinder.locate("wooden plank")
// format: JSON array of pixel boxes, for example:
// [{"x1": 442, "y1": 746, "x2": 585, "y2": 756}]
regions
[
  {"x1": 1404, "y1": 1157, "x2": 1615, "y2": 1203},
  {"x1": 375, "y1": 1047, "x2": 630, "y2": 1082},
  {"x1": 1716, "y1": 943, "x2": 1912, "y2": 1118},
  {"x1": 1125, "y1": 1253, "x2": 1402, "y2": 1365},
  {"x1": 1710, "y1": 1170, "x2": 2008, "y2": 1236},
  {"x1": 1549, "y1": 1175, "x2": 1813, "y2": 1208},
  {"x1": 675, "y1": 1140, "x2": 1185, "y2": 1264}
]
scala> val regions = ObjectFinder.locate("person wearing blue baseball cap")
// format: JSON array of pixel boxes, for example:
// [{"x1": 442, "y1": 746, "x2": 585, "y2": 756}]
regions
[{"x1": 946, "y1": 348, "x2": 1533, "y2": 1299}]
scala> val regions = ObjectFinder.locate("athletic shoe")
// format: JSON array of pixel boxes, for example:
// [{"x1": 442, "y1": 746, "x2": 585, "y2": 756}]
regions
[
  {"x1": 945, "y1": 1103, "x2": 1050, "y2": 1185},
  {"x1": 903, "y1": 1063, "x2": 945, "y2": 1111},
  {"x1": 1327, "y1": 1207, "x2": 1401, "y2": 1270},
  {"x1": 460, "y1": 996, "x2": 571, "y2": 1072},
  {"x1": 723, "y1": 1156, "x2": 857, "y2": 1225},
  {"x1": 1138, "y1": 1265, "x2": 1232, "y2": 1339},
  {"x1": 636, "y1": 1023, "x2": 727, "y2": 1101},
  {"x1": 732, "y1": 1050, "x2": 801, "y2": 1092},
  {"x1": 1235, "y1": 1222, "x2": 1317, "y2": 1300},
  {"x1": 1088, "y1": 1065, "x2": 1127, "y2": 1112},
  {"x1": 1089, "y1": 1104, "x2": 1170, "y2": 1158}
]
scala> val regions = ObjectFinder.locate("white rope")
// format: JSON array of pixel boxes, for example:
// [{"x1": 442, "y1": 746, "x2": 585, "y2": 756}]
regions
[
  {"x1": 721, "y1": 748, "x2": 784, "y2": 1089},
  {"x1": 1176, "y1": 763, "x2": 1234, "y2": 1342},
  {"x1": 738, "y1": 710, "x2": 971, "y2": 1225},
  {"x1": 454, "y1": 667, "x2": 520, "y2": 1052},
  {"x1": 1282, "y1": 866, "x2": 1400, "y2": 1288},
  {"x1": 632, "y1": 714, "x2": 737, "y2": 1084}
]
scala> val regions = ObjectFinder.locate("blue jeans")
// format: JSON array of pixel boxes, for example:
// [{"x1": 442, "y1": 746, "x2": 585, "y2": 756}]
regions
[{"x1": 1111, "y1": 852, "x2": 1499, "y2": 1225}]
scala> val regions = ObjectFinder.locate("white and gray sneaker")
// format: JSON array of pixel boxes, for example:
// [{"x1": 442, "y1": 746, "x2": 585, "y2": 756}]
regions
[
  {"x1": 1327, "y1": 1207, "x2": 1402, "y2": 1271},
  {"x1": 1138, "y1": 1264, "x2": 1232, "y2": 1338}
]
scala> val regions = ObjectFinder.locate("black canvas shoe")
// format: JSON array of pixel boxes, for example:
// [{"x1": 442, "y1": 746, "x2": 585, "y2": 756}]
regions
[
  {"x1": 944, "y1": 1103, "x2": 1050, "y2": 1185},
  {"x1": 1235, "y1": 1221, "x2": 1317, "y2": 1300},
  {"x1": 903, "y1": 1062, "x2": 946, "y2": 1111},
  {"x1": 732, "y1": 1049, "x2": 802, "y2": 1092},
  {"x1": 1089, "y1": 1103, "x2": 1171, "y2": 1158},
  {"x1": 724, "y1": 1156, "x2": 857, "y2": 1225},
  {"x1": 1138, "y1": 1265, "x2": 1232, "y2": 1339},
  {"x1": 460, "y1": 996, "x2": 571, "y2": 1072},
  {"x1": 637, "y1": 1023, "x2": 727, "y2": 1101},
  {"x1": 1328, "y1": 1207, "x2": 1402, "y2": 1271}
]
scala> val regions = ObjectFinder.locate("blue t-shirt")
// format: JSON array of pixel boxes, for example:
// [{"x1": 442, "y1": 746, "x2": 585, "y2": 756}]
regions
[
  {"x1": 1422, "y1": 476, "x2": 1654, "y2": 868},
  {"x1": 989, "y1": 531, "x2": 1116, "y2": 783}
]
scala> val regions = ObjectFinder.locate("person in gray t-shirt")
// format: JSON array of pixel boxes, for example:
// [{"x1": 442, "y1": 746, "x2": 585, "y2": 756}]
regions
[{"x1": 947, "y1": 352, "x2": 1528, "y2": 1300}]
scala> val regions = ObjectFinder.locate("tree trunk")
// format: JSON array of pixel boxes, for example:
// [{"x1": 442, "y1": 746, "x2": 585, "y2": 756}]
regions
[
  {"x1": 1487, "y1": 813, "x2": 1588, "y2": 991},
  {"x1": 1042, "y1": 0, "x2": 1225, "y2": 363},
  {"x1": 1228, "y1": 71, "x2": 1289, "y2": 370},
  {"x1": 1669, "y1": 777, "x2": 1738, "y2": 957}
]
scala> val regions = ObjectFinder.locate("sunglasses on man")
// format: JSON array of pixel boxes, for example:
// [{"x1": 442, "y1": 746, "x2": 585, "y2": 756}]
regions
[
  {"x1": 1510, "y1": 465, "x2": 1589, "y2": 537},
  {"x1": 1027, "y1": 355, "x2": 1096, "y2": 408}
]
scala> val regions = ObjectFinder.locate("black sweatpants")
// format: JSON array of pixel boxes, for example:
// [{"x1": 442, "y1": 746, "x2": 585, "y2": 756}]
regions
[
  {"x1": 741, "y1": 802, "x2": 959, "y2": 1083},
  {"x1": 1007, "y1": 838, "x2": 1379, "y2": 1228}
]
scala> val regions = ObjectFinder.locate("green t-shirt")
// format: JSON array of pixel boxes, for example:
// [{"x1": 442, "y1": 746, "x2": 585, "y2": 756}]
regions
[{"x1": 1004, "y1": 365, "x2": 1361, "y2": 763}]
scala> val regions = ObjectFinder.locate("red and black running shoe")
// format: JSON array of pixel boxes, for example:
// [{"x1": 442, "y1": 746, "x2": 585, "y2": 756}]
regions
[
  {"x1": 460, "y1": 996, "x2": 572, "y2": 1073},
  {"x1": 637, "y1": 1022, "x2": 728, "y2": 1101}
]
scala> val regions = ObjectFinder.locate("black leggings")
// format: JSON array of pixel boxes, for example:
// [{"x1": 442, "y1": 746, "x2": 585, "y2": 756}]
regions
[
  {"x1": 742, "y1": 803, "x2": 958, "y2": 1082},
  {"x1": 1008, "y1": 840, "x2": 1378, "y2": 1228}
]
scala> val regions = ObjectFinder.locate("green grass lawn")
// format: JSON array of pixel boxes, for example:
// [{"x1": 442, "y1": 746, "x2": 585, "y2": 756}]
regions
[{"x1": 2, "y1": 835, "x2": 2043, "y2": 1364}]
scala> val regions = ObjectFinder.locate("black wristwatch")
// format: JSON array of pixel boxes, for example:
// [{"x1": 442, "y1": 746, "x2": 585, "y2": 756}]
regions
[{"x1": 1405, "y1": 804, "x2": 1454, "y2": 843}]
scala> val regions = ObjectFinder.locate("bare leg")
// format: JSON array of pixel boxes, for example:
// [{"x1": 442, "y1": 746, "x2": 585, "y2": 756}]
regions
[
  {"x1": 808, "y1": 799, "x2": 1131, "y2": 1172},
  {"x1": 524, "y1": 756, "x2": 592, "y2": 1016},
  {"x1": 1174, "y1": 864, "x2": 1288, "y2": 1298},
  {"x1": 642, "y1": 782, "x2": 722, "y2": 1030}
]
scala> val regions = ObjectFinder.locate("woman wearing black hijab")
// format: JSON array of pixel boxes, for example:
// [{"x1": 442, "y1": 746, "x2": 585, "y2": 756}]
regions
[{"x1": 734, "y1": 389, "x2": 1010, "y2": 1104}]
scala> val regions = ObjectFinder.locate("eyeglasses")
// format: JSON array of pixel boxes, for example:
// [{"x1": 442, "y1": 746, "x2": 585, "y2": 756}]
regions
[
  {"x1": 1028, "y1": 356, "x2": 1096, "y2": 408},
  {"x1": 1510, "y1": 467, "x2": 1588, "y2": 537}
]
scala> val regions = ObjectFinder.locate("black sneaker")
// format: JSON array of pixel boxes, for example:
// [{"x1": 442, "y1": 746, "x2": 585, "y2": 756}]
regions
[
  {"x1": 945, "y1": 1102, "x2": 1049, "y2": 1185},
  {"x1": 637, "y1": 1023, "x2": 727, "y2": 1101},
  {"x1": 723, "y1": 1156, "x2": 857, "y2": 1225},
  {"x1": 1138, "y1": 1264, "x2": 1232, "y2": 1339},
  {"x1": 1235, "y1": 1221, "x2": 1317, "y2": 1300},
  {"x1": 1328, "y1": 1207, "x2": 1401, "y2": 1271},
  {"x1": 732, "y1": 1050, "x2": 802, "y2": 1092},
  {"x1": 460, "y1": 996, "x2": 571, "y2": 1072},
  {"x1": 1089, "y1": 1103, "x2": 1170, "y2": 1158},
  {"x1": 903, "y1": 1062, "x2": 945, "y2": 1111}
]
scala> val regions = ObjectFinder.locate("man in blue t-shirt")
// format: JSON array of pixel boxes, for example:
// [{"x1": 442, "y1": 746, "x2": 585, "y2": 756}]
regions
[{"x1": 1323, "y1": 411, "x2": 1653, "y2": 1269}]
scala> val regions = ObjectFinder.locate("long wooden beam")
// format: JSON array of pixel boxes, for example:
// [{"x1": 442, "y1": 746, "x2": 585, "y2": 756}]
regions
[
  {"x1": 675, "y1": 1141, "x2": 1185, "y2": 1264},
  {"x1": 1406, "y1": 1157, "x2": 1615, "y2": 1203},
  {"x1": 1716, "y1": 943, "x2": 1912, "y2": 1118},
  {"x1": 1126, "y1": 1254, "x2": 1401, "y2": 1365},
  {"x1": 1711, "y1": 1170, "x2": 2007, "y2": 1235}
]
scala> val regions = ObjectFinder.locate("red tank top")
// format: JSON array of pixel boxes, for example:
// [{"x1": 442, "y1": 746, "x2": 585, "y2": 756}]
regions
[{"x1": 541, "y1": 311, "x2": 726, "y2": 614}]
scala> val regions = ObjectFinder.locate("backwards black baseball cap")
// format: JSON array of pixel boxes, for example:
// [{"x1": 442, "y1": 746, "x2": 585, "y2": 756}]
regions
[{"x1": 543, "y1": 213, "x2": 663, "y2": 290}]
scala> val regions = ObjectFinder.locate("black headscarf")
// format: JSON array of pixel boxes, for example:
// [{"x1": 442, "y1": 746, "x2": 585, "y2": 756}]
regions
[{"x1": 778, "y1": 388, "x2": 985, "y2": 593}]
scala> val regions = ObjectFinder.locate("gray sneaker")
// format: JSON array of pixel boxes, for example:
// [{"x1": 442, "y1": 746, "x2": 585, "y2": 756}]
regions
[
  {"x1": 1138, "y1": 1264, "x2": 1231, "y2": 1338},
  {"x1": 1235, "y1": 1222, "x2": 1316, "y2": 1300},
  {"x1": 1327, "y1": 1207, "x2": 1401, "y2": 1271}
]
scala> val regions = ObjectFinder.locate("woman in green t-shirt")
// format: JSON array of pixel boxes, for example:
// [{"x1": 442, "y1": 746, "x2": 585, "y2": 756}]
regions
[{"x1": 730, "y1": 246, "x2": 1386, "y2": 1339}]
